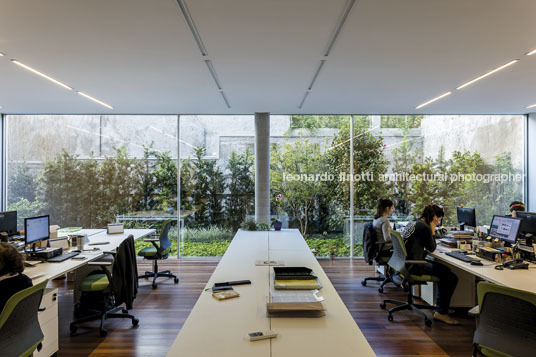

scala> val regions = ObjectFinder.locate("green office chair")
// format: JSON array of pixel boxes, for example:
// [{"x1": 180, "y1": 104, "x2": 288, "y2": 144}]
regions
[
  {"x1": 0, "y1": 279, "x2": 48, "y2": 357},
  {"x1": 472, "y1": 282, "x2": 536, "y2": 357},
  {"x1": 380, "y1": 231, "x2": 437, "y2": 327},
  {"x1": 70, "y1": 236, "x2": 139, "y2": 337},
  {"x1": 138, "y1": 220, "x2": 179, "y2": 289}
]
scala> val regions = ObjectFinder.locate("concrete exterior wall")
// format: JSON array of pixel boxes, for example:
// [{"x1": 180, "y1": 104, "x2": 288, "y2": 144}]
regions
[{"x1": 420, "y1": 115, "x2": 524, "y2": 169}]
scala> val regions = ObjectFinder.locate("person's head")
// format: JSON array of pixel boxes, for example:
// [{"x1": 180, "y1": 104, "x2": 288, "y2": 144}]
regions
[
  {"x1": 375, "y1": 199, "x2": 394, "y2": 219},
  {"x1": 421, "y1": 204, "x2": 444, "y2": 226},
  {"x1": 509, "y1": 201, "x2": 525, "y2": 213},
  {"x1": 0, "y1": 243, "x2": 25, "y2": 277}
]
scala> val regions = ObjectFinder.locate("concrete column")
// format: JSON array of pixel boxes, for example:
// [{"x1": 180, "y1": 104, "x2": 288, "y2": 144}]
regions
[
  {"x1": 255, "y1": 113, "x2": 270, "y2": 223},
  {"x1": 527, "y1": 114, "x2": 536, "y2": 211}
]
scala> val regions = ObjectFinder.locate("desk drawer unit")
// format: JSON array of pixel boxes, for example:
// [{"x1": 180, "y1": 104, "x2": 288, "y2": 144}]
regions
[{"x1": 34, "y1": 288, "x2": 59, "y2": 357}]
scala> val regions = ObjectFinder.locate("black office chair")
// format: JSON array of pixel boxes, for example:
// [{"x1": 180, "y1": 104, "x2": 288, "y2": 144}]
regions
[
  {"x1": 138, "y1": 220, "x2": 179, "y2": 289},
  {"x1": 70, "y1": 236, "x2": 139, "y2": 337},
  {"x1": 0, "y1": 279, "x2": 48, "y2": 356},
  {"x1": 361, "y1": 222, "x2": 399, "y2": 293},
  {"x1": 472, "y1": 281, "x2": 536, "y2": 357},
  {"x1": 380, "y1": 231, "x2": 437, "y2": 326}
]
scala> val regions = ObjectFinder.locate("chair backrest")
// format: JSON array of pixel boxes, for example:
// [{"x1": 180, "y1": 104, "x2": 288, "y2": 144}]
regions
[
  {"x1": 0, "y1": 279, "x2": 48, "y2": 357},
  {"x1": 158, "y1": 220, "x2": 173, "y2": 257},
  {"x1": 388, "y1": 231, "x2": 409, "y2": 277},
  {"x1": 362, "y1": 222, "x2": 378, "y2": 264},
  {"x1": 473, "y1": 281, "x2": 536, "y2": 357}
]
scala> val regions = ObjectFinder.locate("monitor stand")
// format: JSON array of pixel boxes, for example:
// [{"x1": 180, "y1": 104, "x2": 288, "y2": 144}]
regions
[{"x1": 25, "y1": 243, "x2": 45, "y2": 253}]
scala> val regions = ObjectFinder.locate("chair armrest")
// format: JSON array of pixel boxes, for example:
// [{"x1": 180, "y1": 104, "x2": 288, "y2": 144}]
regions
[
  {"x1": 406, "y1": 260, "x2": 428, "y2": 265},
  {"x1": 144, "y1": 238, "x2": 160, "y2": 242},
  {"x1": 88, "y1": 261, "x2": 112, "y2": 266}
]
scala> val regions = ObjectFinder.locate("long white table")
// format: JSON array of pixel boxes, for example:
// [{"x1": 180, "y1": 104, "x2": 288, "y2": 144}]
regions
[
  {"x1": 429, "y1": 244, "x2": 536, "y2": 294},
  {"x1": 167, "y1": 229, "x2": 375, "y2": 357},
  {"x1": 26, "y1": 228, "x2": 155, "y2": 284}
]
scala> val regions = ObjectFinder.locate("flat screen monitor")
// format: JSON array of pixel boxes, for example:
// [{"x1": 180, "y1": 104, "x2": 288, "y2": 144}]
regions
[
  {"x1": 0, "y1": 211, "x2": 17, "y2": 236},
  {"x1": 489, "y1": 215, "x2": 521, "y2": 243},
  {"x1": 516, "y1": 211, "x2": 536, "y2": 235},
  {"x1": 25, "y1": 215, "x2": 50, "y2": 247},
  {"x1": 457, "y1": 206, "x2": 476, "y2": 229}
]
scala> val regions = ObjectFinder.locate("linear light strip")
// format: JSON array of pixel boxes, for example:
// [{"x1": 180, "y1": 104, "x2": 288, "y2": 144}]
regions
[
  {"x1": 220, "y1": 91, "x2": 231, "y2": 109},
  {"x1": 324, "y1": 0, "x2": 356, "y2": 56},
  {"x1": 298, "y1": 91, "x2": 310, "y2": 109},
  {"x1": 0, "y1": 53, "x2": 4, "y2": 57},
  {"x1": 175, "y1": 0, "x2": 207, "y2": 56},
  {"x1": 205, "y1": 60, "x2": 222, "y2": 90},
  {"x1": 308, "y1": 60, "x2": 326, "y2": 91},
  {"x1": 526, "y1": 103, "x2": 536, "y2": 109},
  {"x1": 11, "y1": 59, "x2": 73, "y2": 90},
  {"x1": 526, "y1": 49, "x2": 536, "y2": 56},
  {"x1": 76, "y1": 91, "x2": 113, "y2": 109},
  {"x1": 415, "y1": 91, "x2": 452, "y2": 109},
  {"x1": 456, "y1": 59, "x2": 519, "y2": 90}
]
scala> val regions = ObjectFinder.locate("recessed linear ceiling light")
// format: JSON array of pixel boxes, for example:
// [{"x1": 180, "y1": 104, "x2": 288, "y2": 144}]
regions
[
  {"x1": 415, "y1": 91, "x2": 452, "y2": 109},
  {"x1": 456, "y1": 59, "x2": 519, "y2": 90},
  {"x1": 11, "y1": 59, "x2": 73, "y2": 90},
  {"x1": 526, "y1": 103, "x2": 536, "y2": 109},
  {"x1": 77, "y1": 91, "x2": 113, "y2": 109},
  {"x1": 526, "y1": 49, "x2": 536, "y2": 56},
  {"x1": 0, "y1": 53, "x2": 4, "y2": 56}
]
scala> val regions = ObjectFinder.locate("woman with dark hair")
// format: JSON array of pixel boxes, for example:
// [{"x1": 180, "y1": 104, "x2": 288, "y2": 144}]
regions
[
  {"x1": 0, "y1": 243, "x2": 32, "y2": 311},
  {"x1": 402, "y1": 205, "x2": 459, "y2": 325},
  {"x1": 373, "y1": 199, "x2": 394, "y2": 250},
  {"x1": 509, "y1": 201, "x2": 525, "y2": 218}
]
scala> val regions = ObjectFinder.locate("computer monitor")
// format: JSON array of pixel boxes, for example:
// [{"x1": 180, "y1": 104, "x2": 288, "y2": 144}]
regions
[
  {"x1": 0, "y1": 211, "x2": 18, "y2": 236},
  {"x1": 488, "y1": 215, "x2": 521, "y2": 244},
  {"x1": 457, "y1": 206, "x2": 476, "y2": 230},
  {"x1": 516, "y1": 211, "x2": 536, "y2": 235},
  {"x1": 25, "y1": 215, "x2": 50, "y2": 251}
]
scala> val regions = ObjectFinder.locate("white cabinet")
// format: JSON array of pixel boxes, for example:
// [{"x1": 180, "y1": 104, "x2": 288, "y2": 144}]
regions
[{"x1": 34, "y1": 288, "x2": 59, "y2": 357}]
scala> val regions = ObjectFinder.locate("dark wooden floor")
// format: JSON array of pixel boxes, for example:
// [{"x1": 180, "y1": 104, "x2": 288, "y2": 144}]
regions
[{"x1": 52, "y1": 258, "x2": 474, "y2": 356}]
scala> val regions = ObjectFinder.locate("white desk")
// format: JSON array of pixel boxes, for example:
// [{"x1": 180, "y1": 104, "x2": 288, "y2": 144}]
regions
[
  {"x1": 429, "y1": 244, "x2": 536, "y2": 294},
  {"x1": 27, "y1": 229, "x2": 155, "y2": 284},
  {"x1": 167, "y1": 229, "x2": 375, "y2": 357}
]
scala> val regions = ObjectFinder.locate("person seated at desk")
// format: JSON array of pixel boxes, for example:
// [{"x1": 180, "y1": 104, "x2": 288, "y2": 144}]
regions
[
  {"x1": 373, "y1": 199, "x2": 394, "y2": 251},
  {"x1": 402, "y1": 205, "x2": 459, "y2": 325},
  {"x1": 508, "y1": 200, "x2": 525, "y2": 218},
  {"x1": 0, "y1": 243, "x2": 32, "y2": 312}
]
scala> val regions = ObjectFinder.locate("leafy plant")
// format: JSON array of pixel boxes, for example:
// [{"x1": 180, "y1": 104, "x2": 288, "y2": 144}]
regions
[
  {"x1": 225, "y1": 148, "x2": 254, "y2": 231},
  {"x1": 257, "y1": 222, "x2": 270, "y2": 231},
  {"x1": 240, "y1": 218, "x2": 258, "y2": 231}
]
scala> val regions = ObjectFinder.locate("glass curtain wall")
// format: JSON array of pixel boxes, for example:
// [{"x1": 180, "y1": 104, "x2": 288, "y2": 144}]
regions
[
  {"x1": 179, "y1": 115, "x2": 255, "y2": 257},
  {"x1": 6, "y1": 115, "x2": 179, "y2": 255}
]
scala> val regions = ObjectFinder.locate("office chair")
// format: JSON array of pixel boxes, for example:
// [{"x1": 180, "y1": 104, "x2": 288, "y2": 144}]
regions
[
  {"x1": 70, "y1": 236, "x2": 139, "y2": 337},
  {"x1": 361, "y1": 222, "x2": 400, "y2": 293},
  {"x1": 472, "y1": 282, "x2": 536, "y2": 357},
  {"x1": 380, "y1": 231, "x2": 437, "y2": 327},
  {"x1": 138, "y1": 220, "x2": 179, "y2": 289},
  {"x1": 0, "y1": 279, "x2": 48, "y2": 357}
]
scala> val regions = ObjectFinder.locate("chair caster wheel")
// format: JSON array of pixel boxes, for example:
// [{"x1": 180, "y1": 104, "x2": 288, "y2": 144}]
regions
[
  {"x1": 380, "y1": 302, "x2": 386, "y2": 309},
  {"x1": 132, "y1": 318, "x2": 139, "y2": 326},
  {"x1": 361, "y1": 280, "x2": 366, "y2": 286},
  {"x1": 388, "y1": 314, "x2": 393, "y2": 322},
  {"x1": 152, "y1": 283, "x2": 157, "y2": 289},
  {"x1": 70, "y1": 324, "x2": 78, "y2": 335},
  {"x1": 174, "y1": 277, "x2": 179, "y2": 284},
  {"x1": 425, "y1": 319, "x2": 432, "y2": 327},
  {"x1": 378, "y1": 287, "x2": 384, "y2": 293},
  {"x1": 99, "y1": 329, "x2": 108, "y2": 337}
]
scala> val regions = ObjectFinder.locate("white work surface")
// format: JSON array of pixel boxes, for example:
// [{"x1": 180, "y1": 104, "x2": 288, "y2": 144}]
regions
[
  {"x1": 429, "y1": 244, "x2": 536, "y2": 294},
  {"x1": 27, "y1": 229, "x2": 155, "y2": 284},
  {"x1": 167, "y1": 229, "x2": 375, "y2": 357}
]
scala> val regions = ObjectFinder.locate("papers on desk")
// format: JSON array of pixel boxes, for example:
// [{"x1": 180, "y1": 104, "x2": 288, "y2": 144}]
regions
[
  {"x1": 274, "y1": 279, "x2": 322, "y2": 290},
  {"x1": 271, "y1": 290, "x2": 324, "y2": 303},
  {"x1": 255, "y1": 260, "x2": 284, "y2": 266}
]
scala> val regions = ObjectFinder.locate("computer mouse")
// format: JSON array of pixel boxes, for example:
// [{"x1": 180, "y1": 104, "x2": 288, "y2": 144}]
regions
[{"x1": 470, "y1": 260, "x2": 483, "y2": 266}]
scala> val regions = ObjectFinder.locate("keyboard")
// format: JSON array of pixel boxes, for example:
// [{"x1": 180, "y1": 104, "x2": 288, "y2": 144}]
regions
[
  {"x1": 47, "y1": 251, "x2": 81, "y2": 262},
  {"x1": 445, "y1": 251, "x2": 481, "y2": 263}
]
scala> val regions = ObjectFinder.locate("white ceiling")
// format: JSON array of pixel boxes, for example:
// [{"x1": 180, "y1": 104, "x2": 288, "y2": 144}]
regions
[{"x1": 1, "y1": 0, "x2": 536, "y2": 114}]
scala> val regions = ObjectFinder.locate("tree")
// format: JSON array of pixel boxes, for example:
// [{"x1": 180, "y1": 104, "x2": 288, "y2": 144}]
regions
[
  {"x1": 326, "y1": 118, "x2": 388, "y2": 211},
  {"x1": 271, "y1": 140, "x2": 329, "y2": 235},
  {"x1": 225, "y1": 148, "x2": 254, "y2": 231},
  {"x1": 8, "y1": 163, "x2": 38, "y2": 203},
  {"x1": 290, "y1": 115, "x2": 352, "y2": 130}
]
